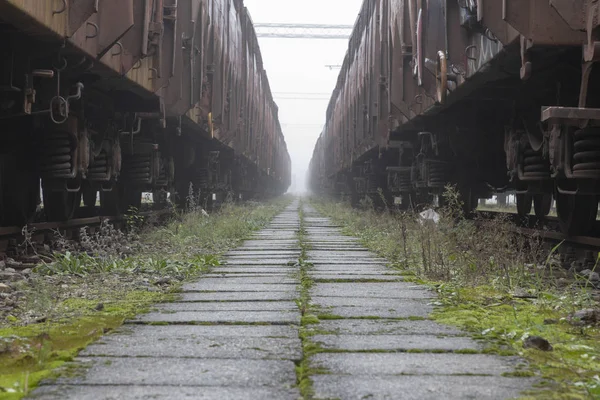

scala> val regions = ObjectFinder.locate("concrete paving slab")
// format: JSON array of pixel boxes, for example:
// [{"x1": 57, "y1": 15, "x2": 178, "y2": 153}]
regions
[
  {"x1": 188, "y1": 277, "x2": 297, "y2": 285},
  {"x1": 308, "y1": 258, "x2": 385, "y2": 265},
  {"x1": 316, "y1": 304, "x2": 431, "y2": 318},
  {"x1": 311, "y1": 296, "x2": 433, "y2": 308},
  {"x1": 225, "y1": 255, "x2": 300, "y2": 261},
  {"x1": 182, "y1": 283, "x2": 298, "y2": 292},
  {"x1": 313, "y1": 319, "x2": 464, "y2": 336},
  {"x1": 311, "y1": 274, "x2": 402, "y2": 281},
  {"x1": 308, "y1": 250, "x2": 376, "y2": 257},
  {"x1": 179, "y1": 292, "x2": 297, "y2": 302},
  {"x1": 131, "y1": 310, "x2": 300, "y2": 325},
  {"x1": 204, "y1": 273, "x2": 294, "y2": 278},
  {"x1": 155, "y1": 301, "x2": 298, "y2": 312},
  {"x1": 310, "y1": 353, "x2": 522, "y2": 376},
  {"x1": 311, "y1": 284, "x2": 435, "y2": 299},
  {"x1": 253, "y1": 232, "x2": 296, "y2": 236},
  {"x1": 309, "y1": 265, "x2": 395, "y2": 273},
  {"x1": 312, "y1": 334, "x2": 480, "y2": 351},
  {"x1": 309, "y1": 246, "x2": 370, "y2": 250},
  {"x1": 208, "y1": 268, "x2": 296, "y2": 274},
  {"x1": 225, "y1": 250, "x2": 300, "y2": 256},
  {"x1": 116, "y1": 324, "x2": 299, "y2": 338},
  {"x1": 238, "y1": 240, "x2": 297, "y2": 246},
  {"x1": 214, "y1": 264, "x2": 297, "y2": 270},
  {"x1": 311, "y1": 375, "x2": 534, "y2": 400},
  {"x1": 82, "y1": 333, "x2": 302, "y2": 360},
  {"x1": 50, "y1": 358, "x2": 298, "y2": 387},
  {"x1": 306, "y1": 240, "x2": 359, "y2": 244},
  {"x1": 308, "y1": 259, "x2": 388, "y2": 265},
  {"x1": 29, "y1": 386, "x2": 301, "y2": 400},
  {"x1": 223, "y1": 259, "x2": 297, "y2": 265}
]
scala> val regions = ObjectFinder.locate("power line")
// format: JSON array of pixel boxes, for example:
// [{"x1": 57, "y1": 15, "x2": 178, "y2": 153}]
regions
[
  {"x1": 274, "y1": 92, "x2": 331, "y2": 96},
  {"x1": 281, "y1": 123, "x2": 325, "y2": 127},
  {"x1": 254, "y1": 23, "x2": 352, "y2": 39},
  {"x1": 274, "y1": 97, "x2": 330, "y2": 101}
]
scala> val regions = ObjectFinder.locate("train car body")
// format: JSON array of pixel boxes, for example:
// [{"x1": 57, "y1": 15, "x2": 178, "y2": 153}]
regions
[
  {"x1": 0, "y1": 0, "x2": 290, "y2": 226},
  {"x1": 309, "y1": 0, "x2": 600, "y2": 235}
]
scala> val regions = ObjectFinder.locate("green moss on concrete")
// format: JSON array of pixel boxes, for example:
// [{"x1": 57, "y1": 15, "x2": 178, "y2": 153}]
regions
[
  {"x1": 432, "y1": 285, "x2": 600, "y2": 399},
  {"x1": 0, "y1": 290, "x2": 169, "y2": 399}
]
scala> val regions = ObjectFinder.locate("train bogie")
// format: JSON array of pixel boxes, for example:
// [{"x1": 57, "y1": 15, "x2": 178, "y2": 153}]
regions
[{"x1": 0, "y1": 0, "x2": 290, "y2": 226}]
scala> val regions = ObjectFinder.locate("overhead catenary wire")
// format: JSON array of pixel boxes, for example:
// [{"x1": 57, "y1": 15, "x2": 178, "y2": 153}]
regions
[{"x1": 254, "y1": 23, "x2": 352, "y2": 39}]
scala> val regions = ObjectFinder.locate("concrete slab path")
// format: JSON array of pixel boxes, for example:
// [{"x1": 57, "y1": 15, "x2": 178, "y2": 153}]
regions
[
  {"x1": 28, "y1": 200, "x2": 534, "y2": 400},
  {"x1": 302, "y1": 204, "x2": 533, "y2": 400}
]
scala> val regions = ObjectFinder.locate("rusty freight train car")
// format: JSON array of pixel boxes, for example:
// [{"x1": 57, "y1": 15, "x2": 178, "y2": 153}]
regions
[
  {"x1": 309, "y1": 0, "x2": 600, "y2": 236},
  {"x1": 0, "y1": 0, "x2": 290, "y2": 227}
]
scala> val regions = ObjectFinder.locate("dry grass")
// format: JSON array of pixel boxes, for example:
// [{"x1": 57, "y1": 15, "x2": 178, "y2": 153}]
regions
[{"x1": 311, "y1": 186, "x2": 600, "y2": 398}]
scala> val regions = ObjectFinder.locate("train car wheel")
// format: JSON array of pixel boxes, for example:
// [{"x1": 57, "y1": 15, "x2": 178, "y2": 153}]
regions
[
  {"x1": 100, "y1": 188, "x2": 122, "y2": 216},
  {"x1": 100, "y1": 184, "x2": 142, "y2": 215},
  {"x1": 122, "y1": 188, "x2": 142, "y2": 212},
  {"x1": 42, "y1": 187, "x2": 81, "y2": 221},
  {"x1": 516, "y1": 194, "x2": 532, "y2": 216},
  {"x1": 152, "y1": 190, "x2": 168, "y2": 209},
  {"x1": 0, "y1": 156, "x2": 39, "y2": 226},
  {"x1": 556, "y1": 192, "x2": 597, "y2": 236},
  {"x1": 533, "y1": 194, "x2": 552, "y2": 218},
  {"x1": 461, "y1": 192, "x2": 478, "y2": 215}
]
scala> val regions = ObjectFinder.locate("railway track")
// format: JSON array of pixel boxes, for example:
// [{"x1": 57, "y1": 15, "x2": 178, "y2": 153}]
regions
[
  {"x1": 475, "y1": 210, "x2": 600, "y2": 270},
  {"x1": 0, "y1": 209, "x2": 173, "y2": 255}
]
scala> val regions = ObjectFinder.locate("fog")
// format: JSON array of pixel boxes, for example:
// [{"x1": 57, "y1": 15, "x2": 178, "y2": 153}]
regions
[{"x1": 244, "y1": 0, "x2": 364, "y2": 193}]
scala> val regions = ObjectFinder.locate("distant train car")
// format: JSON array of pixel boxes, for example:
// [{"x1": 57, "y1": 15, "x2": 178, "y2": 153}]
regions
[
  {"x1": 309, "y1": 0, "x2": 600, "y2": 236},
  {"x1": 0, "y1": 0, "x2": 290, "y2": 226}
]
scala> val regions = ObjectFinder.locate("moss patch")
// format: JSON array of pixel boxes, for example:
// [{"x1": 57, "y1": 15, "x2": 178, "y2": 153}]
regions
[
  {"x1": 0, "y1": 290, "x2": 168, "y2": 398},
  {"x1": 0, "y1": 197, "x2": 291, "y2": 399},
  {"x1": 311, "y1": 195, "x2": 600, "y2": 398},
  {"x1": 432, "y1": 285, "x2": 600, "y2": 399}
]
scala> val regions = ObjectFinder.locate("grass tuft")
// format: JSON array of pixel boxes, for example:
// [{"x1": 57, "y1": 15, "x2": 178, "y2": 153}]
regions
[{"x1": 311, "y1": 188, "x2": 600, "y2": 399}]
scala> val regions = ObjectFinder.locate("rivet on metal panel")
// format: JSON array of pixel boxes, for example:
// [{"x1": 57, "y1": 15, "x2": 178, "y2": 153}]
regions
[
  {"x1": 111, "y1": 42, "x2": 123, "y2": 56},
  {"x1": 86, "y1": 22, "x2": 99, "y2": 39},
  {"x1": 53, "y1": 0, "x2": 67, "y2": 15}
]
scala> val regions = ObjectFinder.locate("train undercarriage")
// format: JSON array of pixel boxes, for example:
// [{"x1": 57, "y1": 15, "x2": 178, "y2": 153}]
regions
[
  {"x1": 0, "y1": 63, "x2": 273, "y2": 227},
  {"x1": 324, "y1": 43, "x2": 600, "y2": 237}
]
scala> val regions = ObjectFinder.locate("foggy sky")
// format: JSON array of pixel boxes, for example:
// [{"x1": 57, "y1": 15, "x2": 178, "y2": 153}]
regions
[{"x1": 244, "y1": 0, "x2": 364, "y2": 193}]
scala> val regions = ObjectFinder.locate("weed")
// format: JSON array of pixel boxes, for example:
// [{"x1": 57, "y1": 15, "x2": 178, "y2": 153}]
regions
[
  {"x1": 0, "y1": 196, "x2": 292, "y2": 398},
  {"x1": 311, "y1": 188, "x2": 600, "y2": 398}
]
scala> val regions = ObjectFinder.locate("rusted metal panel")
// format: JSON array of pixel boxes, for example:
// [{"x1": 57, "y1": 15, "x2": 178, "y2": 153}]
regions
[
  {"x1": 503, "y1": 0, "x2": 584, "y2": 46},
  {"x1": 125, "y1": 55, "x2": 154, "y2": 92},
  {"x1": 68, "y1": 0, "x2": 97, "y2": 36},
  {"x1": 108, "y1": 0, "x2": 149, "y2": 79},
  {"x1": 100, "y1": 0, "x2": 135, "y2": 57},
  {"x1": 0, "y1": 0, "x2": 68, "y2": 37},
  {"x1": 477, "y1": 0, "x2": 519, "y2": 45},
  {"x1": 68, "y1": 0, "x2": 134, "y2": 69},
  {"x1": 550, "y1": 0, "x2": 586, "y2": 31}
]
